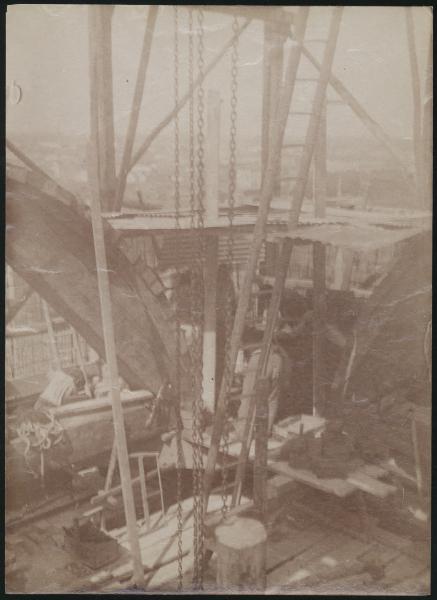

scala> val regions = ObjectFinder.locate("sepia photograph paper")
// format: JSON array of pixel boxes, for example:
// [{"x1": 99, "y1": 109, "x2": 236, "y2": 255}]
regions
[{"x1": 5, "y1": 4, "x2": 432, "y2": 594}]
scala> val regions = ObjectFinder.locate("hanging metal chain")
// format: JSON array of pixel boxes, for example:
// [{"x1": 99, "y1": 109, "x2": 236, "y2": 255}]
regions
[
  {"x1": 173, "y1": 6, "x2": 181, "y2": 229},
  {"x1": 187, "y1": 7, "x2": 200, "y2": 585},
  {"x1": 173, "y1": 6, "x2": 184, "y2": 591},
  {"x1": 193, "y1": 7, "x2": 207, "y2": 589},
  {"x1": 189, "y1": 7, "x2": 206, "y2": 590},
  {"x1": 220, "y1": 15, "x2": 239, "y2": 520},
  {"x1": 188, "y1": 8, "x2": 196, "y2": 231},
  {"x1": 196, "y1": 9, "x2": 206, "y2": 230}
]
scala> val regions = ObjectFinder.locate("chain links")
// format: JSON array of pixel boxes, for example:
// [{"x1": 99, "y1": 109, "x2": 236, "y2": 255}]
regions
[
  {"x1": 173, "y1": 5, "x2": 181, "y2": 229},
  {"x1": 188, "y1": 9, "x2": 196, "y2": 231},
  {"x1": 190, "y1": 7, "x2": 206, "y2": 590},
  {"x1": 220, "y1": 15, "x2": 239, "y2": 521},
  {"x1": 173, "y1": 6, "x2": 184, "y2": 591}
]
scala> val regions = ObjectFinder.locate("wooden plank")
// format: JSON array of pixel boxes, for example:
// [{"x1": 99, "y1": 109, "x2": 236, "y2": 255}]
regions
[
  {"x1": 268, "y1": 460, "x2": 356, "y2": 497},
  {"x1": 268, "y1": 531, "x2": 352, "y2": 588},
  {"x1": 267, "y1": 522, "x2": 330, "y2": 574},
  {"x1": 113, "y1": 495, "x2": 247, "y2": 546},
  {"x1": 104, "y1": 497, "x2": 246, "y2": 590},
  {"x1": 54, "y1": 390, "x2": 153, "y2": 418},
  {"x1": 114, "y1": 529, "x2": 193, "y2": 578},
  {"x1": 346, "y1": 472, "x2": 396, "y2": 498},
  {"x1": 273, "y1": 414, "x2": 325, "y2": 438},
  {"x1": 143, "y1": 553, "x2": 194, "y2": 591},
  {"x1": 191, "y1": 430, "x2": 283, "y2": 460}
]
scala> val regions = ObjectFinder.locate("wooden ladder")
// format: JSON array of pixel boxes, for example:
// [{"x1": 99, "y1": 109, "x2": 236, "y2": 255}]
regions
[
  {"x1": 203, "y1": 6, "x2": 344, "y2": 513},
  {"x1": 233, "y1": 7, "x2": 344, "y2": 509}
]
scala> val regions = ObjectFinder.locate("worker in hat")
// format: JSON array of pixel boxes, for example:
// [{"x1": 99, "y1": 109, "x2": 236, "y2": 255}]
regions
[{"x1": 234, "y1": 324, "x2": 285, "y2": 440}]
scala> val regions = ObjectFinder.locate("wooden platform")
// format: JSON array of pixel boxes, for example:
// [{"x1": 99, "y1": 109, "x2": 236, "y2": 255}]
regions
[
  {"x1": 5, "y1": 482, "x2": 430, "y2": 594},
  {"x1": 268, "y1": 460, "x2": 396, "y2": 498},
  {"x1": 183, "y1": 415, "x2": 398, "y2": 500}
]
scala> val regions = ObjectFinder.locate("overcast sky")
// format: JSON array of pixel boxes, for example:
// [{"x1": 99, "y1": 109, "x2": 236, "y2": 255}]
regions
[{"x1": 6, "y1": 5, "x2": 432, "y2": 146}]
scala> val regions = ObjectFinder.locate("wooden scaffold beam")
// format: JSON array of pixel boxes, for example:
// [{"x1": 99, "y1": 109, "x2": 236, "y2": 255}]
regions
[
  {"x1": 312, "y1": 100, "x2": 327, "y2": 417},
  {"x1": 88, "y1": 5, "x2": 117, "y2": 212},
  {"x1": 301, "y1": 46, "x2": 413, "y2": 178},
  {"x1": 404, "y1": 7, "x2": 423, "y2": 203},
  {"x1": 116, "y1": 6, "x2": 159, "y2": 210},
  {"x1": 88, "y1": 5, "x2": 144, "y2": 588}
]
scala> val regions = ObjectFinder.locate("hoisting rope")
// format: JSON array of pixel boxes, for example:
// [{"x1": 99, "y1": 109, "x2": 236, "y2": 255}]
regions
[
  {"x1": 190, "y1": 7, "x2": 206, "y2": 590},
  {"x1": 15, "y1": 409, "x2": 65, "y2": 477},
  {"x1": 173, "y1": 5, "x2": 184, "y2": 591},
  {"x1": 220, "y1": 15, "x2": 239, "y2": 521}
]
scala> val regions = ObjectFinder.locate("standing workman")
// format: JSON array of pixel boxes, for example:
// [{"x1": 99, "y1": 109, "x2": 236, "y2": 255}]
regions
[{"x1": 234, "y1": 327, "x2": 284, "y2": 440}]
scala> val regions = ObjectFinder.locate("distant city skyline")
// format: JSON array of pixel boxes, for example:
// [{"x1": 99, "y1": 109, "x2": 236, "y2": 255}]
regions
[{"x1": 6, "y1": 6, "x2": 432, "y2": 146}]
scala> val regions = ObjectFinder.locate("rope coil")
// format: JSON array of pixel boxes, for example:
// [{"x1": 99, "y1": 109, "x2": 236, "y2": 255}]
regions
[{"x1": 15, "y1": 409, "x2": 65, "y2": 476}]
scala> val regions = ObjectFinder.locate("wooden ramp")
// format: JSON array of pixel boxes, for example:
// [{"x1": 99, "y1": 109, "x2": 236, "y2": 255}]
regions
[{"x1": 6, "y1": 166, "x2": 184, "y2": 394}]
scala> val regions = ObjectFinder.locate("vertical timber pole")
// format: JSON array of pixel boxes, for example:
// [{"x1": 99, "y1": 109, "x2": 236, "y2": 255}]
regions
[
  {"x1": 405, "y1": 7, "x2": 423, "y2": 205},
  {"x1": 270, "y1": 25, "x2": 286, "y2": 195},
  {"x1": 88, "y1": 6, "x2": 144, "y2": 588},
  {"x1": 89, "y1": 6, "x2": 117, "y2": 212},
  {"x1": 203, "y1": 90, "x2": 221, "y2": 412},
  {"x1": 261, "y1": 23, "x2": 273, "y2": 187},
  {"x1": 254, "y1": 378, "x2": 270, "y2": 519},
  {"x1": 262, "y1": 23, "x2": 286, "y2": 193},
  {"x1": 314, "y1": 101, "x2": 327, "y2": 219},
  {"x1": 312, "y1": 241, "x2": 327, "y2": 418},
  {"x1": 202, "y1": 237, "x2": 219, "y2": 413},
  {"x1": 422, "y1": 33, "x2": 433, "y2": 211},
  {"x1": 313, "y1": 102, "x2": 327, "y2": 417}
]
